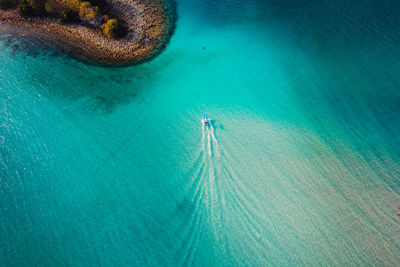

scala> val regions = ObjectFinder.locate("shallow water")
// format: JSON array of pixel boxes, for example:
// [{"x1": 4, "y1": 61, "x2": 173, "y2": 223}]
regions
[{"x1": 1, "y1": 0, "x2": 400, "y2": 266}]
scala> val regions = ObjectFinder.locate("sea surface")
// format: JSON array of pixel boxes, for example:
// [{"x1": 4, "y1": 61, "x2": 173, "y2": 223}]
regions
[{"x1": 1, "y1": 0, "x2": 400, "y2": 266}]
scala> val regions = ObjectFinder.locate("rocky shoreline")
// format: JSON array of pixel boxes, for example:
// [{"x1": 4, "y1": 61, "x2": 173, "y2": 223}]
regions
[{"x1": 0, "y1": 0, "x2": 174, "y2": 65}]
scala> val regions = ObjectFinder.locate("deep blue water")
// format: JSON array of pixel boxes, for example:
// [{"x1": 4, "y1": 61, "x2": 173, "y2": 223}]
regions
[{"x1": 1, "y1": 0, "x2": 400, "y2": 266}]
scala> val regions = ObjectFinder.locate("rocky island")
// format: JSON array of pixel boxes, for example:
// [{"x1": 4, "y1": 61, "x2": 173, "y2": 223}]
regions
[{"x1": 0, "y1": 0, "x2": 174, "y2": 64}]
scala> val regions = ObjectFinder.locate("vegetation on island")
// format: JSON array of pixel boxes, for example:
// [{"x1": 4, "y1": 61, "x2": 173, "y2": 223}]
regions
[
  {"x1": 17, "y1": 0, "x2": 33, "y2": 16},
  {"x1": 101, "y1": 18, "x2": 120, "y2": 38},
  {"x1": 1, "y1": 0, "x2": 124, "y2": 38},
  {"x1": 57, "y1": 7, "x2": 77, "y2": 23},
  {"x1": 0, "y1": 0, "x2": 172, "y2": 65}
]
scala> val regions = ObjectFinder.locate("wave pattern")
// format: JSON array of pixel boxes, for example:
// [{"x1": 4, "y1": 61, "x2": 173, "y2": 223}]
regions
[
  {"x1": 2, "y1": 0, "x2": 400, "y2": 266},
  {"x1": 166, "y1": 114, "x2": 400, "y2": 266},
  {"x1": 171, "y1": 121, "x2": 275, "y2": 266}
]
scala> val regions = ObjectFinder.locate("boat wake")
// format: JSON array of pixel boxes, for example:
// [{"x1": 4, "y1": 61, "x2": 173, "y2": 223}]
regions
[
  {"x1": 173, "y1": 119, "x2": 270, "y2": 265},
  {"x1": 201, "y1": 121, "x2": 221, "y2": 158}
]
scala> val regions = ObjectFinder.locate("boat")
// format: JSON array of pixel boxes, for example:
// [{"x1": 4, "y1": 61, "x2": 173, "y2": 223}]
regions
[{"x1": 203, "y1": 115, "x2": 210, "y2": 125}]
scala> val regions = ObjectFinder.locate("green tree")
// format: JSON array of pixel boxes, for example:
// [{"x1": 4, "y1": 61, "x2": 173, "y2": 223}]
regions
[
  {"x1": 57, "y1": 8, "x2": 78, "y2": 23},
  {"x1": 16, "y1": 0, "x2": 45, "y2": 16},
  {"x1": 101, "y1": 18, "x2": 120, "y2": 38},
  {"x1": 26, "y1": 0, "x2": 45, "y2": 15},
  {"x1": 17, "y1": 0, "x2": 33, "y2": 16},
  {"x1": 44, "y1": 0, "x2": 62, "y2": 15}
]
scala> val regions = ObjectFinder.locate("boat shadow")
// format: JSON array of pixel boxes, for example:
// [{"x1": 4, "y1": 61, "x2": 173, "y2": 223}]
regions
[{"x1": 209, "y1": 119, "x2": 224, "y2": 136}]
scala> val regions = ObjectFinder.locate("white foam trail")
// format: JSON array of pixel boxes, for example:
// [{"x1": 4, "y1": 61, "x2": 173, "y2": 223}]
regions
[
  {"x1": 201, "y1": 120, "x2": 206, "y2": 142},
  {"x1": 210, "y1": 132, "x2": 220, "y2": 158},
  {"x1": 207, "y1": 131, "x2": 212, "y2": 156},
  {"x1": 192, "y1": 119, "x2": 273, "y2": 261},
  {"x1": 201, "y1": 120, "x2": 207, "y2": 153},
  {"x1": 200, "y1": 121, "x2": 222, "y2": 159},
  {"x1": 188, "y1": 120, "x2": 236, "y2": 259}
]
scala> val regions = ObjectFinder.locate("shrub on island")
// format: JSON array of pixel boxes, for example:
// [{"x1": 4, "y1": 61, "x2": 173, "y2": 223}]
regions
[
  {"x1": 17, "y1": 0, "x2": 46, "y2": 15},
  {"x1": 66, "y1": 0, "x2": 81, "y2": 11},
  {"x1": 27, "y1": 0, "x2": 45, "y2": 14},
  {"x1": 57, "y1": 7, "x2": 77, "y2": 23},
  {"x1": 101, "y1": 18, "x2": 120, "y2": 38},
  {"x1": 17, "y1": 0, "x2": 34, "y2": 16},
  {"x1": 7, "y1": 0, "x2": 126, "y2": 39},
  {"x1": 79, "y1": 1, "x2": 101, "y2": 26},
  {"x1": 44, "y1": 0, "x2": 63, "y2": 15}
]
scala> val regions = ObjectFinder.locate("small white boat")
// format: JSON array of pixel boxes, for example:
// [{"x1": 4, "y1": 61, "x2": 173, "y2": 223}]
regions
[{"x1": 203, "y1": 115, "x2": 210, "y2": 125}]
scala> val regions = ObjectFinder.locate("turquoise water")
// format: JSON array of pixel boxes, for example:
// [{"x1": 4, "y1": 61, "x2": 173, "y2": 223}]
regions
[{"x1": 1, "y1": 0, "x2": 400, "y2": 265}]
